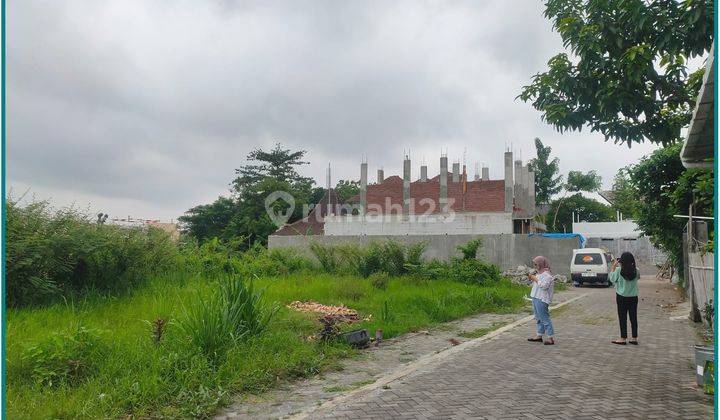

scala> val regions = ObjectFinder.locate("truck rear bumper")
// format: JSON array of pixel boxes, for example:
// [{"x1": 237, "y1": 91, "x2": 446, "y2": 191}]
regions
[{"x1": 571, "y1": 273, "x2": 609, "y2": 284}]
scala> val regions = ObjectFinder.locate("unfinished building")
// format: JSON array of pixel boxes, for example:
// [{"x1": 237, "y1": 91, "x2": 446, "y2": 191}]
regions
[{"x1": 273, "y1": 151, "x2": 541, "y2": 237}]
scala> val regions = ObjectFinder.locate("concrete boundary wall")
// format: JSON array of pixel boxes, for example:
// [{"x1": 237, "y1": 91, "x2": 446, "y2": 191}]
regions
[
  {"x1": 585, "y1": 236, "x2": 667, "y2": 267},
  {"x1": 268, "y1": 234, "x2": 579, "y2": 276}
]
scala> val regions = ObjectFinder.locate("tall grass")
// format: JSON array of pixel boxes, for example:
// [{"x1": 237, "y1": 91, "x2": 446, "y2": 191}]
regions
[
  {"x1": 6, "y1": 199, "x2": 178, "y2": 307},
  {"x1": 309, "y1": 240, "x2": 429, "y2": 277},
  {"x1": 7, "y1": 271, "x2": 526, "y2": 418},
  {"x1": 177, "y1": 276, "x2": 276, "y2": 359}
]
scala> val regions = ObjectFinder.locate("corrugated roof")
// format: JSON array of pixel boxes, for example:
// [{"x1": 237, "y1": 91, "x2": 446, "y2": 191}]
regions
[{"x1": 681, "y1": 43, "x2": 714, "y2": 168}]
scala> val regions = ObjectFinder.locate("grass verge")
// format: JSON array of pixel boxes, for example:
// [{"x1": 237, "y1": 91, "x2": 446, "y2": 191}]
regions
[{"x1": 7, "y1": 271, "x2": 526, "y2": 418}]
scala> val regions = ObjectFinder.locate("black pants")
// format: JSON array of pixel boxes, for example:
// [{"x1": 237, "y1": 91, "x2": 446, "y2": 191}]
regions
[{"x1": 616, "y1": 294, "x2": 638, "y2": 339}]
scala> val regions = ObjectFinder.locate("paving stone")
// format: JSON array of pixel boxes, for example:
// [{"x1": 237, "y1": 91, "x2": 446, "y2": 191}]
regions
[{"x1": 309, "y1": 277, "x2": 712, "y2": 419}]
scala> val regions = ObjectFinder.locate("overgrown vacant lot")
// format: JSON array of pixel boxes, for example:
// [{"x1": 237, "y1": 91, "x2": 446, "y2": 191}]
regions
[
  {"x1": 7, "y1": 271, "x2": 526, "y2": 418},
  {"x1": 7, "y1": 201, "x2": 528, "y2": 418}
]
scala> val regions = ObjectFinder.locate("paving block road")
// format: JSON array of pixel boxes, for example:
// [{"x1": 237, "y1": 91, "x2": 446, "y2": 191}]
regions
[{"x1": 308, "y1": 277, "x2": 713, "y2": 419}]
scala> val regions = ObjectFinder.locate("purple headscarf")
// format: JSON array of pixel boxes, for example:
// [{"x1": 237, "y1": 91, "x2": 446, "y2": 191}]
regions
[{"x1": 532, "y1": 256, "x2": 551, "y2": 274}]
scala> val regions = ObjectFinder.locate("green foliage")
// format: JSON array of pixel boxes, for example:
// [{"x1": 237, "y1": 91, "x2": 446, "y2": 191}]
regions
[
  {"x1": 6, "y1": 199, "x2": 178, "y2": 307},
  {"x1": 334, "y1": 179, "x2": 361, "y2": 202},
  {"x1": 456, "y1": 238, "x2": 483, "y2": 260},
  {"x1": 7, "y1": 270, "x2": 525, "y2": 418},
  {"x1": 404, "y1": 242, "x2": 427, "y2": 267},
  {"x1": 180, "y1": 143, "x2": 317, "y2": 250},
  {"x1": 178, "y1": 196, "x2": 237, "y2": 244},
  {"x1": 610, "y1": 166, "x2": 639, "y2": 218},
  {"x1": 334, "y1": 278, "x2": 367, "y2": 301},
  {"x1": 19, "y1": 325, "x2": 105, "y2": 388},
  {"x1": 381, "y1": 241, "x2": 407, "y2": 276},
  {"x1": 310, "y1": 240, "x2": 428, "y2": 278},
  {"x1": 380, "y1": 300, "x2": 394, "y2": 322},
  {"x1": 704, "y1": 361, "x2": 715, "y2": 395},
  {"x1": 369, "y1": 272, "x2": 390, "y2": 290},
  {"x1": 309, "y1": 242, "x2": 338, "y2": 273},
  {"x1": 671, "y1": 168, "x2": 714, "y2": 218},
  {"x1": 177, "y1": 277, "x2": 276, "y2": 359},
  {"x1": 702, "y1": 300, "x2": 714, "y2": 328},
  {"x1": 550, "y1": 170, "x2": 603, "y2": 228},
  {"x1": 448, "y1": 259, "x2": 502, "y2": 285},
  {"x1": 566, "y1": 170, "x2": 602, "y2": 193},
  {"x1": 404, "y1": 259, "x2": 444, "y2": 282},
  {"x1": 628, "y1": 143, "x2": 714, "y2": 276},
  {"x1": 528, "y1": 137, "x2": 564, "y2": 203},
  {"x1": 519, "y1": 0, "x2": 713, "y2": 146},
  {"x1": 547, "y1": 194, "x2": 615, "y2": 232}
]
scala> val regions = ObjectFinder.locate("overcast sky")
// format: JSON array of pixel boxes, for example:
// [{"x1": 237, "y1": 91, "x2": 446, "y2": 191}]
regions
[{"x1": 8, "y1": 0, "x2": 666, "y2": 220}]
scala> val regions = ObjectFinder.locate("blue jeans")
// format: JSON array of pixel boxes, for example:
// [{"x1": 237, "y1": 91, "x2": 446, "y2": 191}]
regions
[{"x1": 532, "y1": 297, "x2": 554, "y2": 336}]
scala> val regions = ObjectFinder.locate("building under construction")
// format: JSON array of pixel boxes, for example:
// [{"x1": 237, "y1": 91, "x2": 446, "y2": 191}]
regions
[{"x1": 273, "y1": 151, "x2": 542, "y2": 237}]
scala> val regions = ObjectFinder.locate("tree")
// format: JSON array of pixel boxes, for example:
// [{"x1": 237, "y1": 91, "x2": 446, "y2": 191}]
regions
[
  {"x1": 334, "y1": 179, "x2": 360, "y2": 203},
  {"x1": 566, "y1": 170, "x2": 602, "y2": 192},
  {"x1": 528, "y1": 138, "x2": 563, "y2": 204},
  {"x1": 609, "y1": 166, "x2": 639, "y2": 219},
  {"x1": 518, "y1": 0, "x2": 712, "y2": 146},
  {"x1": 232, "y1": 143, "x2": 312, "y2": 193},
  {"x1": 629, "y1": 143, "x2": 713, "y2": 276},
  {"x1": 179, "y1": 196, "x2": 237, "y2": 243},
  {"x1": 180, "y1": 144, "x2": 317, "y2": 249},
  {"x1": 547, "y1": 194, "x2": 615, "y2": 232},
  {"x1": 552, "y1": 170, "x2": 603, "y2": 228}
]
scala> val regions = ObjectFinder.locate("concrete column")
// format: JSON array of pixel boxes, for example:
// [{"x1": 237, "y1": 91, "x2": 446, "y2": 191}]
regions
[
  {"x1": 481, "y1": 167, "x2": 489, "y2": 181},
  {"x1": 504, "y1": 152, "x2": 514, "y2": 212},
  {"x1": 440, "y1": 156, "x2": 448, "y2": 211},
  {"x1": 403, "y1": 157, "x2": 411, "y2": 216},
  {"x1": 452, "y1": 162, "x2": 460, "y2": 182},
  {"x1": 360, "y1": 162, "x2": 367, "y2": 214},
  {"x1": 522, "y1": 164, "x2": 530, "y2": 216},
  {"x1": 420, "y1": 165, "x2": 428, "y2": 182},
  {"x1": 515, "y1": 162, "x2": 521, "y2": 213},
  {"x1": 529, "y1": 169, "x2": 536, "y2": 216},
  {"x1": 377, "y1": 169, "x2": 384, "y2": 184}
]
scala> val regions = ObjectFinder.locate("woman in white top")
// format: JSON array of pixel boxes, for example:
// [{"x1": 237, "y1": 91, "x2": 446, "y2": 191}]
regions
[{"x1": 526, "y1": 256, "x2": 556, "y2": 345}]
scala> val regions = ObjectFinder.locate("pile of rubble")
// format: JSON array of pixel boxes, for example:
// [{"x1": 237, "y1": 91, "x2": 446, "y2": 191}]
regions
[
  {"x1": 502, "y1": 265, "x2": 569, "y2": 285},
  {"x1": 287, "y1": 301, "x2": 360, "y2": 322}
]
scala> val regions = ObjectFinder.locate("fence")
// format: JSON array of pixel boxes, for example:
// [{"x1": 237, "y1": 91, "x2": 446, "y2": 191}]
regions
[{"x1": 687, "y1": 251, "x2": 714, "y2": 324}]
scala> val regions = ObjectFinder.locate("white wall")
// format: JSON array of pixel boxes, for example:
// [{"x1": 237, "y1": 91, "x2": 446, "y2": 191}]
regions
[
  {"x1": 324, "y1": 212, "x2": 513, "y2": 236},
  {"x1": 572, "y1": 220, "x2": 641, "y2": 238}
]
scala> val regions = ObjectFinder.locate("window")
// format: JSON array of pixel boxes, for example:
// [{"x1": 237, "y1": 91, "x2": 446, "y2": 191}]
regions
[{"x1": 574, "y1": 253, "x2": 603, "y2": 265}]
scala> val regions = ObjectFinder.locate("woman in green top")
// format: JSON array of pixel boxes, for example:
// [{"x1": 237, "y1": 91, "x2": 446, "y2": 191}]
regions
[{"x1": 609, "y1": 252, "x2": 639, "y2": 345}]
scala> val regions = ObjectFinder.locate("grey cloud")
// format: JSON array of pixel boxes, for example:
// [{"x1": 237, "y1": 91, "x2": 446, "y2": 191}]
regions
[{"x1": 8, "y1": 0, "x2": 659, "y2": 219}]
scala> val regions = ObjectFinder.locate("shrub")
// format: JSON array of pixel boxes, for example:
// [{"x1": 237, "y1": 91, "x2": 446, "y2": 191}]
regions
[
  {"x1": 177, "y1": 276, "x2": 277, "y2": 359},
  {"x1": 266, "y1": 247, "x2": 314, "y2": 273},
  {"x1": 354, "y1": 242, "x2": 378, "y2": 277},
  {"x1": 183, "y1": 241, "x2": 316, "y2": 278},
  {"x1": 369, "y1": 272, "x2": 390, "y2": 290},
  {"x1": 381, "y1": 241, "x2": 406, "y2": 276},
  {"x1": 309, "y1": 242, "x2": 338, "y2": 273},
  {"x1": 335, "y1": 243, "x2": 365, "y2": 275},
  {"x1": 406, "y1": 259, "x2": 449, "y2": 281},
  {"x1": 456, "y1": 238, "x2": 483, "y2": 260},
  {"x1": 310, "y1": 240, "x2": 424, "y2": 277},
  {"x1": 6, "y1": 199, "x2": 178, "y2": 307},
  {"x1": 19, "y1": 325, "x2": 105, "y2": 387},
  {"x1": 405, "y1": 241, "x2": 427, "y2": 267},
  {"x1": 448, "y1": 259, "x2": 501, "y2": 285}
]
